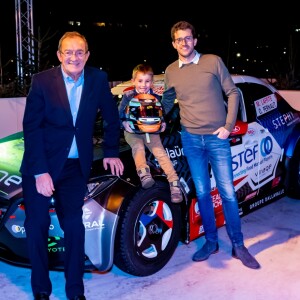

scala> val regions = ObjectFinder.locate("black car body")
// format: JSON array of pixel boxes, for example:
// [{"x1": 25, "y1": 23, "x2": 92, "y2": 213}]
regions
[{"x1": 0, "y1": 75, "x2": 299, "y2": 276}]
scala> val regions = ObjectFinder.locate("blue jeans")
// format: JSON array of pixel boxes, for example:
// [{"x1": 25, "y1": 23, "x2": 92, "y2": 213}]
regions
[{"x1": 181, "y1": 131, "x2": 244, "y2": 247}]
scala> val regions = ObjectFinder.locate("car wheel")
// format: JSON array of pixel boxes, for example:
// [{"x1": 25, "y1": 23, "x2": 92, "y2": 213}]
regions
[
  {"x1": 114, "y1": 181, "x2": 181, "y2": 276},
  {"x1": 285, "y1": 141, "x2": 300, "y2": 199}
]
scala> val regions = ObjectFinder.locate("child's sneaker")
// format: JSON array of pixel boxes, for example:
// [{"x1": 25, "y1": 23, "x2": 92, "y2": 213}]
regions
[
  {"x1": 170, "y1": 181, "x2": 183, "y2": 203},
  {"x1": 138, "y1": 168, "x2": 155, "y2": 189}
]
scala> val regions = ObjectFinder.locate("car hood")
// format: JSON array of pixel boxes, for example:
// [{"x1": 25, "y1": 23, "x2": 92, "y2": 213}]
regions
[{"x1": 0, "y1": 132, "x2": 23, "y2": 200}]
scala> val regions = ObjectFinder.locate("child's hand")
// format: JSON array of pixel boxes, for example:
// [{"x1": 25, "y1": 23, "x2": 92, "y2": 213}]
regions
[
  {"x1": 123, "y1": 121, "x2": 134, "y2": 133},
  {"x1": 161, "y1": 122, "x2": 166, "y2": 132}
]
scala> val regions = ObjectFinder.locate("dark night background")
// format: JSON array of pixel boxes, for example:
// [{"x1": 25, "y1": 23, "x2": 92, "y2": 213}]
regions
[{"x1": 1, "y1": 1, "x2": 300, "y2": 88}]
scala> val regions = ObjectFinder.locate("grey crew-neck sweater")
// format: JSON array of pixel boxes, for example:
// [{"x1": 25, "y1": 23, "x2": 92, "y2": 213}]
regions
[{"x1": 162, "y1": 54, "x2": 239, "y2": 134}]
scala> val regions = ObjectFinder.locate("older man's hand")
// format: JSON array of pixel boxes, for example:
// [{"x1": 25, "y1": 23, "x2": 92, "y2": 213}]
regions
[{"x1": 103, "y1": 157, "x2": 124, "y2": 176}]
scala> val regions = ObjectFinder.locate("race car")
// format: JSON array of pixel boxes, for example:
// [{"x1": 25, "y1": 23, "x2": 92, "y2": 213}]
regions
[{"x1": 0, "y1": 75, "x2": 299, "y2": 277}]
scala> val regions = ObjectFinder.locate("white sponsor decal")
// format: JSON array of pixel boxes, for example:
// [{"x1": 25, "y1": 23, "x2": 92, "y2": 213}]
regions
[
  {"x1": 210, "y1": 122, "x2": 282, "y2": 192},
  {"x1": 254, "y1": 94, "x2": 277, "y2": 117}
]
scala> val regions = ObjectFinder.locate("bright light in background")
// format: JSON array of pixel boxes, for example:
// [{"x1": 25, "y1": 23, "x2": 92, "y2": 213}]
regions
[
  {"x1": 283, "y1": 47, "x2": 287, "y2": 55},
  {"x1": 95, "y1": 22, "x2": 106, "y2": 27},
  {"x1": 67, "y1": 21, "x2": 81, "y2": 26}
]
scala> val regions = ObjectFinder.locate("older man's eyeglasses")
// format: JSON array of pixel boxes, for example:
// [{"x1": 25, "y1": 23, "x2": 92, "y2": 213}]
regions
[
  {"x1": 60, "y1": 50, "x2": 87, "y2": 58},
  {"x1": 174, "y1": 36, "x2": 193, "y2": 45}
]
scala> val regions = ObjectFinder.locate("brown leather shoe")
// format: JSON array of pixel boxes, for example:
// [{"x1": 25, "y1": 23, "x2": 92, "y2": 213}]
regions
[
  {"x1": 170, "y1": 181, "x2": 183, "y2": 203},
  {"x1": 138, "y1": 168, "x2": 155, "y2": 189}
]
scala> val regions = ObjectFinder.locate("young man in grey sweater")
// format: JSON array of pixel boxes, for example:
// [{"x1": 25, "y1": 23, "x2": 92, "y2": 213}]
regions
[{"x1": 161, "y1": 20, "x2": 260, "y2": 269}]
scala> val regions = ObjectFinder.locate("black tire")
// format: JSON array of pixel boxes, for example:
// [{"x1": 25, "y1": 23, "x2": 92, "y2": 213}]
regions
[
  {"x1": 285, "y1": 140, "x2": 300, "y2": 199},
  {"x1": 114, "y1": 181, "x2": 181, "y2": 276}
]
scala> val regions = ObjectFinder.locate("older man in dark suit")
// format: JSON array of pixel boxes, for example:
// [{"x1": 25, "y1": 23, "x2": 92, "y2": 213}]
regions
[{"x1": 20, "y1": 31, "x2": 124, "y2": 300}]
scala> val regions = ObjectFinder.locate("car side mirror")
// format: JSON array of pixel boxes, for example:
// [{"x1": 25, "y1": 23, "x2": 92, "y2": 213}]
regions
[{"x1": 230, "y1": 119, "x2": 248, "y2": 137}]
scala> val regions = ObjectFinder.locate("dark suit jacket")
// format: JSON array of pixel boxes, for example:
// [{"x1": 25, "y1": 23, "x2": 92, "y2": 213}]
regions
[{"x1": 20, "y1": 65, "x2": 120, "y2": 182}]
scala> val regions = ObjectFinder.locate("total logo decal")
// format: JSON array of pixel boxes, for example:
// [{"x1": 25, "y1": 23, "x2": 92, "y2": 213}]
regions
[{"x1": 82, "y1": 206, "x2": 105, "y2": 231}]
